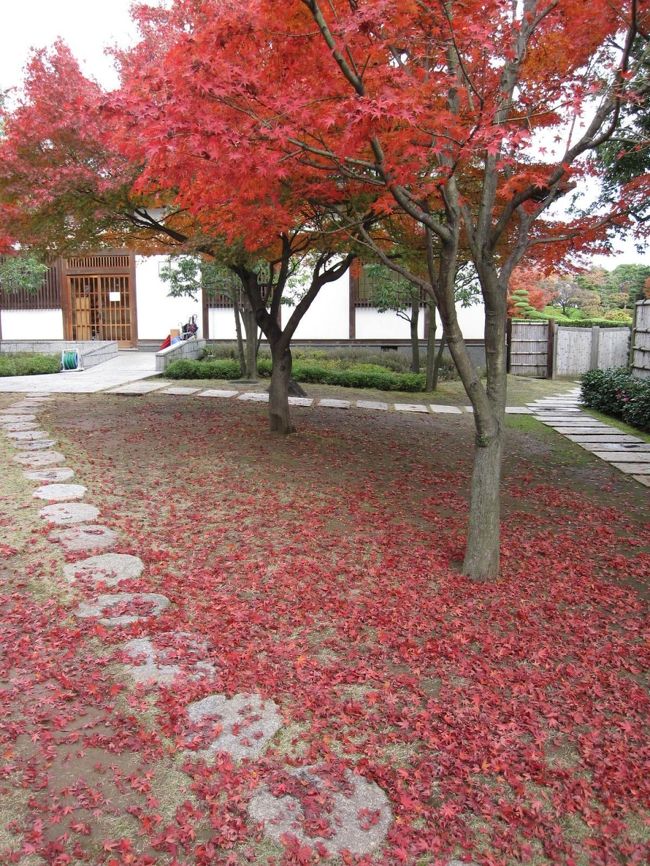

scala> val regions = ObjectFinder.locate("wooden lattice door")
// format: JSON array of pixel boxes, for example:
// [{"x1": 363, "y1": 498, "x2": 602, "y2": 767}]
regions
[{"x1": 63, "y1": 251, "x2": 137, "y2": 347}]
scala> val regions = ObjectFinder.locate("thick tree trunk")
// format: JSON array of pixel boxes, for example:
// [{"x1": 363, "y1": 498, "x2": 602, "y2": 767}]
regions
[
  {"x1": 463, "y1": 424, "x2": 503, "y2": 579},
  {"x1": 269, "y1": 345, "x2": 294, "y2": 434},
  {"x1": 410, "y1": 299, "x2": 420, "y2": 372}
]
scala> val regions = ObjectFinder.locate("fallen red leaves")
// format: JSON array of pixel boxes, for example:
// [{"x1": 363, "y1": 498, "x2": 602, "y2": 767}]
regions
[{"x1": 1, "y1": 395, "x2": 648, "y2": 865}]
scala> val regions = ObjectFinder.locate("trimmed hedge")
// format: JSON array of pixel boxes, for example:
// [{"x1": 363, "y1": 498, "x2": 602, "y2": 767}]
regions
[
  {"x1": 0, "y1": 353, "x2": 60, "y2": 377},
  {"x1": 581, "y1": 368, "x2": 650, "y2": 433},
  {"x1": 165, "y1": 357, "x2": 426, "y2": 392}
]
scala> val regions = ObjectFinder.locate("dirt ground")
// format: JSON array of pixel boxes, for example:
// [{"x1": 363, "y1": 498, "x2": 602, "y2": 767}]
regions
[{"x1": 0, "y1": 390, "x2": 648, "y2": 866}]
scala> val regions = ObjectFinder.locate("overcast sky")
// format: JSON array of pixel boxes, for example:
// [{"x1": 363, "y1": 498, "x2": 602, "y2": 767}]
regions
[
  {"x1": 0, "y1": 0, "x2": 137, "y2": 93},
  {"x1": 0, "y1": 0, "x2": 646, "y2": 268}
]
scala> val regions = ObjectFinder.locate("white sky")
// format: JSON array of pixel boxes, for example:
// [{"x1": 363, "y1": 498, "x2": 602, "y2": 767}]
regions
[
  {"x1": 0, "y1": 0, "x2": 137, "y2": 94},
  {"x1": 0, "y1": 0, "x2": 647, "y2": 269}
]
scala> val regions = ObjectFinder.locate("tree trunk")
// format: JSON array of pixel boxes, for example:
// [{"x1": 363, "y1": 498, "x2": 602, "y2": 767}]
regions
[
  {"x1": 432, "y1": 333, "x2": 447, "y2": 391},
  {"x1": 425, "y1": 304, "x2": 437, "y2": 391},
  {"x1": 410, "y1": 299, "x2": 420, "y2": 372},
  {"x1": 462, "y1": 428, "x2": 502, "y2": 579},
  {"x1": 242, "y1": 307, "x2": 258, "y2": 380},
  {"x1": 232, "y1": 296, "x2": 246, "y2": 377},
  {"x1": 269, "y1": 345, "x2": 294, "y2": 434}
]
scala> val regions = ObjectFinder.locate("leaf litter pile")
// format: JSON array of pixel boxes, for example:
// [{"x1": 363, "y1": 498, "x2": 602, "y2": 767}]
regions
[{"x1": 0, "y1": 394, "x2": 648, "y2": 866}]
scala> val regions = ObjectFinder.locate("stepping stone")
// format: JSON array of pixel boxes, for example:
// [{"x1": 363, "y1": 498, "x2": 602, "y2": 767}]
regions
[
  {"x1": 13, "y1": 450, "x2": 65, "y2": 467},
  {"x1": 238, "y1": 392, "x2": 269, "y2": 402},
  {"x1": 633, "y1": 475, "x2": 650, "y2": 487},
  {"x1": 196, "y1": 389, "x2": 239, "y2": 398},
  {"x1": 159, "y1": 386, "x2": 201, "y2": 395},
  {"x1": 186, "y1": 693, "x2": 282, "y2": 761},
  {"x1": 356, "y1": 400, "x2": 388, "y2": 411},
  {"x1": 505, "y1": 407, "x2": 532, "y2": 414},
  {"x1": 74, "y1": 592, "x2": 171, "y2": 626},
  {"x1": 13, "y1": 439, "x2": 58, "y2": 451},
  {"x1": 288, "y1": 396, "x2": 314, "y2": 407},
  {"x1": 248, "y1": 766, "x2": 392, "y2": 857},
  {"x1": 107, "y1": 381, "x2": 170, "y2": 395},
  {"x1": 610, "y1": 463, "x2": 650, "y2": 475},
  {"x1": 121, "y1": 633, "x2": 215, "y2": 685},
  {"x1": 40, "y1": 502, "x2": 99, "y2": 525},
  {"x1": 565, "y1": 434, "x2": 642, "y2": 444},
  {"x1": 49, "y1": 524, "x2": 117, "y2": 553},
  {"x1": 64, "y1": 553, "x2": 144, "y2": 585},
  {"x1": 551, "y1": 427, "x2": 614, "y2": 435},
  {"x1": 577, "y1": 442, "x2": 650, "y2": 452},
  {"x1": 33, "y1": 483, "x2": 87, "y2": 502},
  {"x1": 25, "y1": 467, "x2": 75, "y2": 483},
  {"x1": 394, "y1": 403, "x2": 428, "y2": 413},
  {"x1": 318, "y1": 399, "x2": 351, "y2": 409},
  {"x1": 430, "y1": 404, "x2": 462, "y2": 414},
  {"x1": 591, "y1": 451, "x2": 650, "y2": 463},
  {"x1": 0, "y1": 414, "x2": 37, "y2": 423},
  {"x1": 1, "y1": 421, "x2": 40, "y2": 431},
  {"x1": 6, "y1": 429, "x2": 49, "y2": 441}
]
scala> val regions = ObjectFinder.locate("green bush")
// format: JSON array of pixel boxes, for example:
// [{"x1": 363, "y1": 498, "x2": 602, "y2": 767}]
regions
[
  {"x1": 622, "y1": 389, "x2": 650, "y2": 433},
  {"x1": 164, "y1": 356, "x2": 426, "y2": 391},
  {"x1": 0, "y1": 353, "x2": 60, "y2": 377},
  {"x1": 165, "y1": 358, "x2": 242, "y2": 379},
  {"x1": 581, "y1": 367, "x2": 646, "y2": 420}
]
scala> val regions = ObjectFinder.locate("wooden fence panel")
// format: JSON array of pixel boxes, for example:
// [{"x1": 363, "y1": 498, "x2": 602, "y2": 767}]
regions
[
  {"x1": 508, "y1": 321, "x2": 549, "y2": 377},
  {"x1": 632, "y1": 300, "x2": 650, "y2": 379}
]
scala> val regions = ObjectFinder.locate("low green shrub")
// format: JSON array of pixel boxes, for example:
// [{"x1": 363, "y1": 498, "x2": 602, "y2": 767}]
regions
[
  {"x1": 165, "y1": 356, "x2": 426, "y2": 391},
  {"x1": 0, "y1": 353, "x2": 60, "y2": 377},
  {"x1": 165, "y1": 358, "x2": 242, "y2": 379},
  {"x1": 581, "y1": 368, "x2": 643, "y2": 418},
  {"x1": 622, "y1": 389, "x2": 650, "y2": 433}
]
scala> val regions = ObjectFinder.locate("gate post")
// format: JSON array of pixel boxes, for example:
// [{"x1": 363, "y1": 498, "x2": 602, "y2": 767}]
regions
[{"x1": 546, "y1": 319, "x2": 556, "y2": 379}]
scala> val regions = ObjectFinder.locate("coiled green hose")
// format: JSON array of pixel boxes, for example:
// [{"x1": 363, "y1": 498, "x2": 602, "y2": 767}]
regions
[{"x1": 61, "y1": 349, "x2": 80, "y2": 371}]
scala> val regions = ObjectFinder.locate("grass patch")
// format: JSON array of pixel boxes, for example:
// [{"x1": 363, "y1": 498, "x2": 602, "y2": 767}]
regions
[{"x1": 581, "y1": 407, "x2": 650, "y2": 442}]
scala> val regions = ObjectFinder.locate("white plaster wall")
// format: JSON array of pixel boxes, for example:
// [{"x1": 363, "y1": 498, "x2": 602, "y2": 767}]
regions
[
  {"x1": 0, "y1": 309, "x2": 64, "y2": 340},
  {"x1": 455, "y1": 304, "x2": 485, "y2": 340},
  {"x1": 355, "y1": 307, "x2": 423, "y2": 340},
  {"x1": 281, "y1": 272, "x2": 350, "y2": 339},
  {"x1": 209, "y1": 307, "x2": 239, "y2": 340},
  {"x1": 135, "y1": 256, "x2": 202, "y2": 340}
]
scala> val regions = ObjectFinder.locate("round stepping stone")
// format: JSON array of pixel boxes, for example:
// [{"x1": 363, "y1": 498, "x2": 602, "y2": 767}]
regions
[
  {"x1": 121, "y1": 632, "x2": 215, "y2": 685},
  {"x1": 0, "y1": 413, "x2": 37, "y2": 422},
  {"x1": 186, "y1": 693, "x2": 282, "y2": 761},
  {"x1": 49, "y1": 524, "x2": 117, "y2": 553},
  {"x1": 1, "y1": 421, "x2": 40, "y2": 431},
  {"x1": 39, "y1": 502, "x2": 99, "y2": 525},
  {"x1": 74, "y1": 592, "x2": 171, "y2": 626},
  {"x1": 13, "y1": 439, "x2": 58, "y2": 451},
  {"x1": 25, "y1": 467, "x2": 75, "y2": 483},
  {"x1": 248, "y1": 766, "x2": 392, "y2": 856},
  {"x1": 64, "y1": 553, "x2": 144, "y2": 585},
  {"x1": 33, "y1": 483, "x2": 87, "y2": 502},
  {"x1": 6, "y1": 429, "x2": 49, "y2": 441},
  {"x1": 13, "y1": 450, "x2": 65, "y2": 467}
]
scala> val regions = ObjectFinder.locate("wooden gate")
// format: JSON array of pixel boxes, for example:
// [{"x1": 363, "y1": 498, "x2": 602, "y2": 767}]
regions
[
  {"x1": 507, "y1": 320, "x2": 552, "y2": 378},
  {"x1": 63, "y1": 251, "x2": 137, "y2": 347}
]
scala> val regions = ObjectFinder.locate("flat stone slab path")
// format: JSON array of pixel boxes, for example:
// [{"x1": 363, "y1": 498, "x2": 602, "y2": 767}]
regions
[
  {"x1": 33, "y1": 483, "x2": 87, "y2": 501},
  {"x1": 528, "y1": 389, "x2": 650, "y2": 487},
  {"x1": 39, "y1": 502, "x2": 100, "y2": 525},
  {"x1": 49, "y1": 524, "x2": 118, "y2": 553}
]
